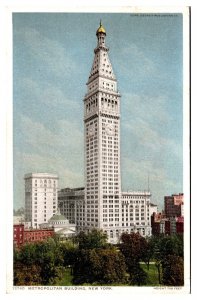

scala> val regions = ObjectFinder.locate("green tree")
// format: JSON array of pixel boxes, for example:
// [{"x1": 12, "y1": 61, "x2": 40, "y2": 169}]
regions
[
  {"x1": 120, "y1": 232, "x2": 148, "y2": 285},
  {"x1": 35, "y1": 238, "x2": 64, "y2": 285},
  {"x1": 14, "y1": 262, "x2": 42, "y2": 286},
  {"x1": 14, "y1": 238, "x2": 65, "y2": 285},
  {"x1": 73, "y1": 248, "x2": 127, "y2": 285},
  {"x1": 75, "y1": 229, "x2": 108, "y2": 250},
  {"x1": 97, "y1": 248, "x2": 127, "y2": 284},
  {"x1": 142, "y1": 237, "x2": 154, "y2": 270},
  {"x1": 150, "y1": 234, "x2": 184, "y2": 285},
  {"x1": 60, "y1": 239, "x2": 78, "y2": 274},
  {"x1": 16, "y1": 243, "x2": 37, "y2": 266},
  {"x1": 162, "y1": 255, "x2": 184, "y2": 286},
  {"x1": 129, "y1": 264, "x2": 147, "y2": 286}
]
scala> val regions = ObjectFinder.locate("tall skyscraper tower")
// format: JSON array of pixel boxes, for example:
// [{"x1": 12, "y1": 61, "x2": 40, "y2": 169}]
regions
[
  {"x1": 84, "y1": 22, "x2": 122, "y2": 240},
  {"x1": 59, "y1": 22, "x2": 152, "y2": 243}
]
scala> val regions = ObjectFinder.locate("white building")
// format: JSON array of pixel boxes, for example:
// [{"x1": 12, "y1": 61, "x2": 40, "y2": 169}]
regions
[
  {"x1": 121, "y1": 192, "x2": 151, "y2": 238},
  {"x1": 24, "y1": 173, "x2": 58, "y2": 228},
  {"x1": 40, "y1": 210, "x2": 76, "y2": 239},
  {"x1": 57, "y1": 23, "x2": 153, "y2": 243},
  {"x1": 83, "y1": 22, "x2": 122, "y2": 242},
  {"x1": 58, "y1": 23, "x2": 151, "y2": 243}
]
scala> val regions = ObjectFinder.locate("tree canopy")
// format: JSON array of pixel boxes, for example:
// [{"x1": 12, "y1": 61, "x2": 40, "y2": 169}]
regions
[{"x1": 75, "y1": 229, "x2": 108, "y2": 250}]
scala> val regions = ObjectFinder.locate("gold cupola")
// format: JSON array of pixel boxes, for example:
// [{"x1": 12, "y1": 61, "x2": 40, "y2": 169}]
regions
[{"x1": 96, "y1": 21, "x2": 106, "y2": 35}]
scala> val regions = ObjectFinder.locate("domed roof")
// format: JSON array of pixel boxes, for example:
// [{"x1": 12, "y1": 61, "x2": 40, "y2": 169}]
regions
[
  {"x1": 49, "y1": 209, "x2": 66, "y2": 221},
  {"x1": 96, "y1": 21, "x2": 106, "y2": 35},
  {"x1": 50, "y1": 214, "x2": 66, "y2": 221}
]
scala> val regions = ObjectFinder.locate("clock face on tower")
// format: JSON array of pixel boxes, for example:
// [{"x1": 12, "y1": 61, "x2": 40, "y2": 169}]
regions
[
  {"x1": 88, "y1": 124, "x2": 95, "y2": 137},
  {"x1": 105, "y1": 124, "x2": 115, "y2": 136}
]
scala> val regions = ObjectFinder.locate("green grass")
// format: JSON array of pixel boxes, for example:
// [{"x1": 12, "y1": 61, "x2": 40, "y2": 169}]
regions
[
  {"x1": 54, "y1": 264, "x2": 160, "y2": 286},
  {"x1": 53, "y1": 268, "x2": 73, "y2": 286},
  {"x1": 140, "y1": 263, "x2": 160, "y2": 286}
]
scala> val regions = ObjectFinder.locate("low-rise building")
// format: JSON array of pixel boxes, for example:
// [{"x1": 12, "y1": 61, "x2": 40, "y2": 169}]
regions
[
  {"x1": 120, "y1": 191, "x2": 152, "y2": 237},
  {"x1": 13, "y1": 225, "x2": 55, "y2": 246},
  {"x1": 151, "y1": 213, "x2": 170, "y2": 235},
  {"x1": 14, "y1": 224, "x2": 24, "y2": 248},
  {"x1": 176, "y1": 216, "x2": 184, "y2": 234},
  {"x1": 24, "y1": 228, "x2": 55, "y2": 243},
  {"x1": 58, "y1": 188, "x2": 152, "y2": 241},
  {"x1": 151, "y1": 212, "x2": 184, "y2": 236},
  {"x1": 40, "y1": 210, "x2": 76, "y2": 239}
]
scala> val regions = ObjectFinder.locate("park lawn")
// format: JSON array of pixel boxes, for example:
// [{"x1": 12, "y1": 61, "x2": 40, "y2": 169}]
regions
[
  {"x1": 140, "y1": 263, "x2": 160, "y2": 286},
  {"x1": 53, "y1": 268, "x2": 73, "y2": 286},
  {"x1": 54, "y1": 268, "x2": 128, "y2": 286},
  {"x1": 54, "y1": 264, "x2": 160, "y2": 286}
]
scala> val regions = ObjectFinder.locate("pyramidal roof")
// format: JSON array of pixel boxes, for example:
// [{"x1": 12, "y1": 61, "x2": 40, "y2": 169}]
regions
[
  {"x1": 88, "y1": 23, "x2": 116, "y2": 83},
  {"x1": 88, "y1": 50, "x2": 116, "y2": 81}
]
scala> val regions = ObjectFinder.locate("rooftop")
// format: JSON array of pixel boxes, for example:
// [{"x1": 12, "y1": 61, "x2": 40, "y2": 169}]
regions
[
  {"x1": 49, "y1": 213, "x2": 66, "y2": 221},
  {"x1": 24, "y1": 173, "x2": 59, "y2": 179}
]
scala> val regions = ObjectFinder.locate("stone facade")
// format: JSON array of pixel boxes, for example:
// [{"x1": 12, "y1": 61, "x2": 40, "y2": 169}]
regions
[
  {"x1": 58, "y1": 23, "x2": 152, "y2": 243},
  {"x1": 24, "y1": 173, "x2": 58, "y2": 228}
]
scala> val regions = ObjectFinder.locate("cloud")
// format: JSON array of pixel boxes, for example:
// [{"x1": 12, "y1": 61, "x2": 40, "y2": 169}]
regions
[
  {"x1": 14, "y1": 113, "x2": 85, "y2": 208},
  {"x1": 120, "y1": 91, "x2": 182, "y2": 208},
  {"x1": 19, "y1": 114, "x2": 83, "y2": 154},
  {"x1": 121, "y1": 92, "x2": 182, "y2": 162},
  {"x1": 16, "y1": 114, "x2": 84, "y2": 178},
  {"x1": 17, "y1": 77, "x2": 78, "y2": 110},
  {"x1": 15, "y1": 150, "x2": 84, "y2": 192},
  {"x1": 122, "y1": 93, "x2": 171, "y2": 124},
  {"x1": 41, "y1": 86, "x2": 76, "y2": 108},
  {"x1": 123, "y1": 117, "x2": 181, "y2": 159},
  {"x1": 121, "y1": 157, "x2": 182, "y2": 207},
  {"x1": 117, "y1": 43, "x2": 156, "y2": 78},
  {"x1": 19, "y1": 114, "x2": 63, "y2": 148},
  {"x1": 15, "y1": 27, "x2": 77, "y2": 78}
]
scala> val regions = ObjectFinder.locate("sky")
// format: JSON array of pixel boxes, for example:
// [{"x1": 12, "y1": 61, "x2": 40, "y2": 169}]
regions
[{"x1": 13, "y1": 13, "x2": 183, "y2": 210}]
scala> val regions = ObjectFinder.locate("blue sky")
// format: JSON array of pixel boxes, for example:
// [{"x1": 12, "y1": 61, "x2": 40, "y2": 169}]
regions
[{"x1": 13, "y1": 13, "x2": 183, "y2": 210}]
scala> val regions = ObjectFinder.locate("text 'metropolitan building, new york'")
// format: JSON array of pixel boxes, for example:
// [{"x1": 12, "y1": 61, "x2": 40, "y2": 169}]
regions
[{"x1": 59, "y1": 22, "x2": 151, "y2": 243}]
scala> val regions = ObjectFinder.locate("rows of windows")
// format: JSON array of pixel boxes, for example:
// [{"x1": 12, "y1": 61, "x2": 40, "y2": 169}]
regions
[
  {"x1": 122, "y1": 197, "x2": 149, "y2": 201},
  {"x1": 32, "y1": 179, "x2": 57, "y2": 188},
  {"x1": 101, "y1": 80, "x2": 115, "y2": 91}
]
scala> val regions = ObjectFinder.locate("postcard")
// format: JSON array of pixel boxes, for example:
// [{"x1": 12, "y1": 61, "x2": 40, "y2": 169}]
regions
[{"x1": 1, "y1": 1, "x2": 190, "y2": 296}]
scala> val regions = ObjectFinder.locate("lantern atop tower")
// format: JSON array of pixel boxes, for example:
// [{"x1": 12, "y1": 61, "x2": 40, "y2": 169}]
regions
[{"x1": 96, "y1": 20, "x2": 106, "y2": 35}]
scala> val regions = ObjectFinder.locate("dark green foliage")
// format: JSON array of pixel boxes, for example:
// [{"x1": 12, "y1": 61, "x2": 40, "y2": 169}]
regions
[
  {"x1": 162, "y1": 255, "x2": 184, "y2": 286},
  {"x1": 72, "y1": 248, "x2": 127, "y2": 285},
  {"x1": 129, "y1": 264, "x2": 147, "y2": 286},
  {"x1": 148, "y1": 234, "x2": 184, "y2": 285},
  {"x1": 75, "y1": 229, "x2": 108, "y2": 250},
  {"x1": 142, "y1": 237, "x2": 155, "y2": 270},
  {"x1": 14, "y1": 262, "x2": 42, "y2": 286},
  {"x1": 14, "y1": 238, "x2": 65, "y2": 285},
  {"x1": 60, "y1": 240, "x2": 78, "y2": 267},
  {"x1": 72, "y1": 230, "x2": 127, "y2": 284},
  {"x1": 14, "y1": 231, "x2": 184, "y2": 286},
  {"x1": 150, "y1": 234, "x2": 184, "y2": 260},
  {"x1": 120, "y1": 232, "x2": 148, "y2": 285}
]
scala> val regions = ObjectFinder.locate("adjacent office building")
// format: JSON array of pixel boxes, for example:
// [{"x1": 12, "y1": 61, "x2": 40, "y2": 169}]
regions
[
  {"x1": 25, "y1": 173, "x2": 58, "y2": 228},
  {"x1": 164, "y1": 193, "x2": 184, "y2": 218}
]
